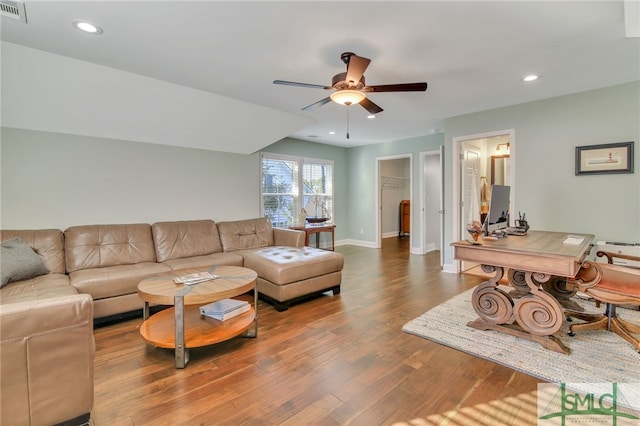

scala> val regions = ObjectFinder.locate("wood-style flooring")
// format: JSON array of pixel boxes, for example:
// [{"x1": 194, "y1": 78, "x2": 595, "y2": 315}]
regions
[{"x1": 91, "y1": 238, "x2": 541, "y2": 426}]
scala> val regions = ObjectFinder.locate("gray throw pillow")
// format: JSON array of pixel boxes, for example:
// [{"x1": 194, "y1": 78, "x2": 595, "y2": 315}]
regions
[{"x1": 1, "y1": 237, "x2": 49, "y2": 287}]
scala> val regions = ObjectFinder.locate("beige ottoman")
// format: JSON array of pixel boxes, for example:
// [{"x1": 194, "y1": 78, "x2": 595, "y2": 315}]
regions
[{"x1": 239, "y1": 246, "x2": 344, "y2": 311}]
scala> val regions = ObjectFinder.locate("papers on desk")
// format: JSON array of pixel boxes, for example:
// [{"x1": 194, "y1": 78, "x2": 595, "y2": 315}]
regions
[{"x1": 563, "y1": 236, "x2": 585, "y2": 245}]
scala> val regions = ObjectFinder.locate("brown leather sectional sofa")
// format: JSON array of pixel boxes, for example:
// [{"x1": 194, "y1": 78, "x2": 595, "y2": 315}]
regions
[{"x1": 0, "y1": 217, "x2": 343, "y2": 425}]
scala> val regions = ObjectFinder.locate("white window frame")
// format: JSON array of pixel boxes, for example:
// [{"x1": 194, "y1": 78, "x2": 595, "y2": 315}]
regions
[{"x1": 260, "y1": 152, "x2": 334, "y2": 227}]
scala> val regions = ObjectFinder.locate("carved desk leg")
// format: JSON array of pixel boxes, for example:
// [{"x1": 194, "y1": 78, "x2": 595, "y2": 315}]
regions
[
  {"x1": 468, "y1": 265, "x2": 571, "y2": 355},
  {"x1": 507, "y1": 269, "x2": 532, "y2": 299},
  {"x1": 507, "y1": 270, "x2": 581, "y2": 311},
  {"x1": 470, "y1": 265, "x2": 515, "y2": 325},
  {"x1": 541, "y1": 276, "x2": 583, "y2": 312},
  {"x1": 513, "y1": 271, "x2": 569, "y2": 354}
]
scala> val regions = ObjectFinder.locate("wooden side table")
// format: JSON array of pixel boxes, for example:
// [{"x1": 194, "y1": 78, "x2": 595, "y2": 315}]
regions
[{"x1": 290, "y1": 224, "x2": 336, "y2": 251}]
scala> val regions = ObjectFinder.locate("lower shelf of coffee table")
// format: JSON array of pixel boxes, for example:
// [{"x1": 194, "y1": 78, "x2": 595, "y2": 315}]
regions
[{"x1": 139, "y1": 304, "x2": 255, "y2": 349}]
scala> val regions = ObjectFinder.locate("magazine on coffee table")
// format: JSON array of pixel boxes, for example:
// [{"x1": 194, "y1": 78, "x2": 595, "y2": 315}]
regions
[{"x1": 173, "y1": 272, "x2": 218, "y2": 285}]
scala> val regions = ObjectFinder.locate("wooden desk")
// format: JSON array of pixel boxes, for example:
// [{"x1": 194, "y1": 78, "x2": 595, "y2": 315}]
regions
[
  {"x1": 290, "y1": 224, "x2": 336, "y2": 251},
  {"x1": 452, "y1": 230, "x2": 594, "y2": 354}
]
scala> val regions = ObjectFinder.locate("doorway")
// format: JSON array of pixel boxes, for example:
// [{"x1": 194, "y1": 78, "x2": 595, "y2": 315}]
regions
[
  {"x1": 420, "y1": 148, "x2": 444, "y2": 265},
  {"x1": 452, "y1": 130, "x2": 515, "y2": 273},
  {"x1": 377, "y1": 155, "x2": 412, "y2": 251}
]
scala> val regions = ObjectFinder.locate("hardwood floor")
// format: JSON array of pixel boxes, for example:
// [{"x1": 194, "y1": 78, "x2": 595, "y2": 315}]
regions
[{"x1": 91, "y1": 238, "x2": 541, "y2": 425}]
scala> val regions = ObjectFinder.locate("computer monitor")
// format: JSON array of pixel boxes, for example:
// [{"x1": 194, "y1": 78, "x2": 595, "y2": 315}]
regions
[{"x1": 484, "y1": 185, "x2": 510, "y2": 235}]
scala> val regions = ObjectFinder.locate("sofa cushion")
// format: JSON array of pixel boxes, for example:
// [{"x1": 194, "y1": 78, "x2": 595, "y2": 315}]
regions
[
  {"x1": 152, "y1": 220, "x2": 223, "y2": 262},
  {"x1": 1, "y1": 238, "x2": 50, "y2": 287},
  {"x1": 217, "y1": 217, "x2": 275, "y2": 252},
  {"x1": 0, "y1": 229, "x2": 66, "y2": 274},
  {"x1": 161, "y1": 252, "x2": 244, "y2": 270},
  {"x1": 65, "y1": 224, "x2": 157, "y2": 273},
  {"x1": 0, "y1": 274, "x2": 75, "y2": 304},
  {"x1": 69, "y1": 262, "x2": 170, "y2": 300},
  {"x1": 240, "y1": 246, "x2": 344, "y2": 285}
]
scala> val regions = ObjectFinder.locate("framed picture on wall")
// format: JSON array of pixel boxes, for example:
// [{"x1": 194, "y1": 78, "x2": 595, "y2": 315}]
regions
[{"x1": 575, "y1": 141, "x2": 634, "y2": 175}]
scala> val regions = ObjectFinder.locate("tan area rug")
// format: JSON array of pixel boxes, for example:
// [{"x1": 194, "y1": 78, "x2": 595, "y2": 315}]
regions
[{"x1": 402, "y1": 288, "x2": 640, "y2": 405}]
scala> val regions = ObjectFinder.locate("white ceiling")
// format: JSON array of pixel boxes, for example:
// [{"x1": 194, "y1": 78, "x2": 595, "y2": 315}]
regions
[{"x1": 1, "y1": 1, "x2": 639, "y2": 151}]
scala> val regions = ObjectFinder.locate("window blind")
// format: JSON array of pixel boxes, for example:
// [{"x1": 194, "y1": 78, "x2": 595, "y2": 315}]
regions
[{"x1": 260, "y1": 153, "x2": 334, "y2": 227}]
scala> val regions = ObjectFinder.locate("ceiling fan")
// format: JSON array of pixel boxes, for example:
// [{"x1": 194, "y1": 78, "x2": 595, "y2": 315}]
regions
[{"x1": 273, "y1": 52, "x2": 428, "y2": 114}]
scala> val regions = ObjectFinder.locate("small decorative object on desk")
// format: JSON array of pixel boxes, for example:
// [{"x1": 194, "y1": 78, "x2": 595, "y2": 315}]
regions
[
  {"x1": 200, "y1": 298, "x2": 250, "y2": 321},
  {"x1": 516, "y1": 212, "x2": 530, "y2": 231},
  {"x1": 173, "y1": 272, "x2": 218, "y2": 285},
  {"x1": 466, "y1": 221, "x2": 483, "y2": 243}
]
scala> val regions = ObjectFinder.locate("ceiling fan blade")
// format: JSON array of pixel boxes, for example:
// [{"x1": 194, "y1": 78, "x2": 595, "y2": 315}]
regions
[
  {"x1": 363, "y1": 82, "x2": 428, "y2": 92},
  {"x1": 360, "y1": 97, "x2": 383, "y2": 114},
  {"x1": 345, "y1": 55, "x2": 371, "y2": 87},
  {"x1": 302, "y1": 97, "x2": 332, "y2": 111},
  {"x1": 273, "y1": 80, "x2": 331, "y2": 90}
]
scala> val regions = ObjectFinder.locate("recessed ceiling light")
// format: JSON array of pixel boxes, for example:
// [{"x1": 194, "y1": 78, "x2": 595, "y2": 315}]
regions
[
  {"x1": 72, "y1": 20, "x2": 103, "y2": 34},
  {"x1": 367, "y1": 115, "x2": 376, "y2": 119},
  {"x1": 329, "y1": 131, "x2": 335, "y2": 135},
  {"x1": 523, "y1": 74, "x2": 539, "y2": 82}
]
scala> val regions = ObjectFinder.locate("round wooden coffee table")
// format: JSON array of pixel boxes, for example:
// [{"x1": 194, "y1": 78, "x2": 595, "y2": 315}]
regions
[{"x1": 138, "y1": 265, "x2": 257, "y2": 368}]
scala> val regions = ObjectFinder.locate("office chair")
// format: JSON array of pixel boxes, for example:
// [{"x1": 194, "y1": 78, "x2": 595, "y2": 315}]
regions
[{"x1": 567, "y1": 251, "x2": 640, "y2": 352}]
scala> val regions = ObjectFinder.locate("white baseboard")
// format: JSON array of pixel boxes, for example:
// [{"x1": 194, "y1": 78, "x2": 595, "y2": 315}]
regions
[
  {"x1": 424, "y1": 243, "x2": 437, "y2": 252},
  {"x1": 442, "y1": 262, "x2": 458, "y2": 274},
  {"x1": 335, "y1": 239, "x2": 378, "y2": 249}
]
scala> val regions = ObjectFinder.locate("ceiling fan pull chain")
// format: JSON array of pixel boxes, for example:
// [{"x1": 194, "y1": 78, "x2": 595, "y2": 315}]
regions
[{"x1": 346, "y1": 103, "x2": 350, "y2": 139}]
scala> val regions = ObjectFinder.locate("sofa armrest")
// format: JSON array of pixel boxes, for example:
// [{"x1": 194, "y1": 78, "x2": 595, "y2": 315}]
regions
[
  {"x1": 1, "y1": 294, "x2": 95, "y2": 425},
  {"x1": 273, "y1": 228, "x2": 305, "y2": 248}
]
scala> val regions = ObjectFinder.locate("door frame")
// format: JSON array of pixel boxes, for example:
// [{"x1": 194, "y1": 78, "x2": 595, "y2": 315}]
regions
[
  {"x1": 376, "y1": 154, "x2": 413, "y2": 249},
  {"x1": 419, "y1": 148, "x2": 444, "y2": 264},
  {"x1": 452, "y1": 129, "x2": 515, "y2": 273}
]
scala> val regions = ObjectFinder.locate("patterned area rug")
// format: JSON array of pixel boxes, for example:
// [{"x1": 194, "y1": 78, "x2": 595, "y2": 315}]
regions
[{"x1": 403, "y1": 288, "x2": 640, "y2": 392}]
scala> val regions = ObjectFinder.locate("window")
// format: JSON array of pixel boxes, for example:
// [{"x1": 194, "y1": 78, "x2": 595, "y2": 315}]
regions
[{"x1": 261, "y1": 153, "x2": 333, "y2": 227}]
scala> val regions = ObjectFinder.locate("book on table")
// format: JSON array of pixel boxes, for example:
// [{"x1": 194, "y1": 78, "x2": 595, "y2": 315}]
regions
[{"x1": 200, "y1": 298, "x2": 250, "y2": 321}]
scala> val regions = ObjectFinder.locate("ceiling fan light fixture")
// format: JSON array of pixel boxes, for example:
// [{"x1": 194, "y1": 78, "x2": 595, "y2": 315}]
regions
[{"x1": 330, "y1": 89, "x2": 366, "y2": 106}]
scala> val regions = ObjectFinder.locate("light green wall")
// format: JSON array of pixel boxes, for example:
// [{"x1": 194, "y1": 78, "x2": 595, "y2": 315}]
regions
[
  {"x1": 1, "y1": 128, "x2": 260, "y2": 230},
  {"x1": 443, "y1": 81, "x2": 640, "y2": 266},
  {"x1": 347, "y1": 134, "x2": 445, "y2": 249},
  {"x1": 3, "y1": 82, "x2": 638, "y2": 264}
]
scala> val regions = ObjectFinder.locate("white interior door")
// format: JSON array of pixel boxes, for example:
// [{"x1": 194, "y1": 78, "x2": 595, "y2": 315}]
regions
[
  {"x1": 462, "y1": 145, "x2": 481, "y2": 229},
  {"x1": 461, "y1": 144, "x2": 481, "y2": 271},
  {"x1": 420, "y1": 150, "x2": 442, "y2": 261}
]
